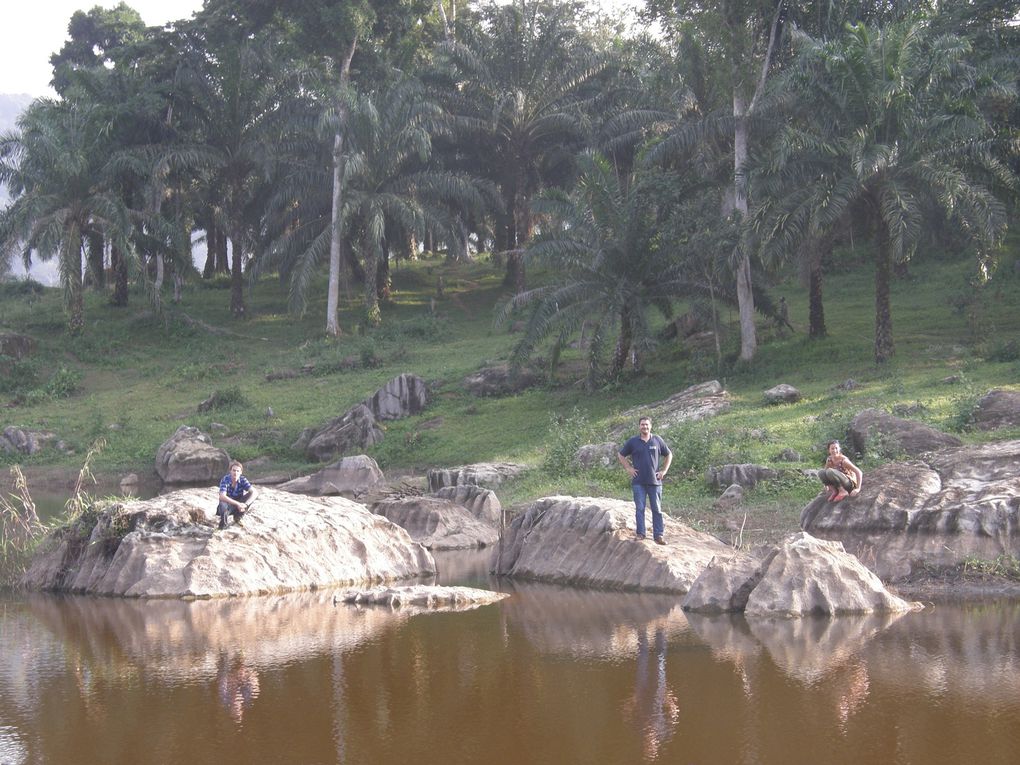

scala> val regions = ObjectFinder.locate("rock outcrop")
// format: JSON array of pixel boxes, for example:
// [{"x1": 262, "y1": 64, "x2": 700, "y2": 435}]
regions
[
  {"x1": 683, "y1": 534, "x2": 917, "y2": 616},
  {"x1": 801, "y1": 440, "x2": 1020, "y2": 581},
  {"x1": 763, "y1": 384, "x2": 801, "y2": 405},
  {"x1": 338, "y1": 585, "x2": 508, "y2": 610},
  {"x1": 491, "y1": 496, "x2": 732, "y2": 593},
  {"x1": 1, "y1": 426, "x2": 58, "y2": 456},
  {"x1": 293, "y1": 373, "x2": 429, "y2": 460},
  {"x1": 0, "y1": 331, "x2": 36, "y2": 360},
  {"x1": 21, "y1": 487, "x2": 435, "y2": 598},
  {"x1": 371, "y1": 494, "x2": 499, "y2": 549},
  {"x1": 277, "y1": 455, "x2": 385, "y2": 498},
  {"x1": 973, "y1": 389, "x2": 1020, "y2": 431},
  {"x1": 574, "y1": 442, "x2": 621, "y2": 470},
  {"x1": 462, "y1": 364, "x2": 541, "y2": 397},
  {"x1": 616, "y1": 380, "x2": 731, "y2": 434},
  {"x1": 427, "y1": 462, "x2": 527, "y2": 492},
  {"x1": 154, "y1": 425, "x2": 230, "y2": 484},
  {"x1": 847, "y1": 408, "x2": 962, "y2": 457},
  {"x1": 706, "y1": 463, "x2": 779, "y2": 490}
]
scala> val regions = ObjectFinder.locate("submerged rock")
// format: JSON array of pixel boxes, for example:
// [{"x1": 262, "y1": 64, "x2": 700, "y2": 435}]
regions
[
  {"x1": 490, "y1": 496, "x2": 732, "y2": 593},
  {"x1": 338, "y1": 585, "x2": 508, "y2": 610},
  {"x1": 21, "y1": 487, "x2": 435, "y2": 598}
]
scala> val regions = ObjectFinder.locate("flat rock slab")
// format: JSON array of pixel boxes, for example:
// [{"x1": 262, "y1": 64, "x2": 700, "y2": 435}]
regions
[
  {"x1": 848, "y1": 408, "x2": 962, "y2": 457},
  {"x1": 616, "y1": 380, "x2": 731, "y2": 436},
  {"x1": 801, "y1": 440, "x2": 1020, "y2": 580},
  {"x1": 371, "y1": 495, "x2": 499, "y2": 549},
  {"x1": 277, "y1": 454, "x2": 385, "y2": 498},
  {"x1": 22, "y1": 487, "x2": 435, "y2": 598},
  {"x1": 427, "y1": 462, "x2": 528, "y2": 491},
  {"x1": 490, "y1": 496, "x2": 732, "y2": 593},
  {"x1": 338, "y1": 585, "x2": 508, "y2": 610}
]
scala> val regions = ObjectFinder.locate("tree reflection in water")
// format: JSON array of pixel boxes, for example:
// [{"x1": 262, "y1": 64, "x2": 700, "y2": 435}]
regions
[{"x1": 623, "y1": 624, "x2": 679, "y2": 760}]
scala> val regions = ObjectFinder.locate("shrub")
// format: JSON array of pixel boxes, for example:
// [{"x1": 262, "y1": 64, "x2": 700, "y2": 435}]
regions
[
  {"x1": 44, "y1": 367, "x2": 83, "y2": 398},
  {"x1": 0, "y1": 356, "x2": 39, "y2": 395}
]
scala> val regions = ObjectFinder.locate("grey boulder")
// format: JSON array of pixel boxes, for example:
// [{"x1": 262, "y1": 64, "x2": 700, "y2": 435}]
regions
[
  {"x1": 155, "y1": 425, "x2": 230, "y2": 484},
  {"x1": 277, "y1": 454, "x2": 385, "y2": 498}
]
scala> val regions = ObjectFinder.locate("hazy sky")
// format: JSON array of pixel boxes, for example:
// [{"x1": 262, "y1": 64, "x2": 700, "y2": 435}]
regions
[
  {"x1": 1, "y1": 1, "x2": 642, "y2": 97},
  {"x1": 2, "y1": 1, "x2": 206, "y2": 96}
]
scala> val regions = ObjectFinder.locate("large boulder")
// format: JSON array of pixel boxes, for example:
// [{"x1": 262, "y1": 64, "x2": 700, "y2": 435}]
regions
[
  {"x1": 763, "y1": 384, "x2": 801, "y2": 405},
  {"x1": 972, "y1": 389, "x2": 1020, "y2": 431},
  {"x1": 743, "y1": 533, "x2": 920, "y2": 616},
  {"x1": 1, "y1": 426, "x2": 57, "y2": 456},
  {"x1": 155, "y1": 425, "x2": 230, "y2": 484},
  {"x1": 433, "y1": 484, "x2": 502, "y2": 525},
  {"x1": 848, "y1": 408, "x2": 962, "y2": 457},
  {"x1": 462, "y1": 364, "x2": 541, "y2": 397},
  {"x1": 427, "y1": 462, "x2": 528, "y2": 492},
  {"x1": 616, "y1": 380, "x2": 731, "y2": 435},
  {"x1": 681, "y1": 552, "x2": 769, "y2": 613},
  {"x1": 293, "y1": 404, "x2": 384, "y2": 462},
  {"x1": 277, "y1": 455, "x2": 385, "y2": 499},
  {"x1": 801, "y1": 440, "x2": 1020, "y2": 581},
  {"x1": 371, "y1": 495, "x2": 499, "y2": 549},
  {"x1": 706, "y1": 463, "x2": 779, "y2": 490},
  {"x1": 574, "y1": 442, "x2": 620, "y2": 470},
  {"x1": 21, "y1": 486, "x2": 435, "y2": 598},
  {"x1": 0, "y1": 331, "x2": 36, "y2": 360},
  {"x1": 490, "y1": 496, "x2": 732, "y2": 593},
  {"x1": 364, "y1": 372, "x2": 429, "y2": 421}
]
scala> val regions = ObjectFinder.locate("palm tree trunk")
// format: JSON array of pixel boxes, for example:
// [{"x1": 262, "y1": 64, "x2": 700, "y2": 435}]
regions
[
  {"x1": 326, "y1": 37, "x2": 358, "y2": 338},
  {"x1": 733, "y1": 92, "x2": 757, "y2": 362},
  {"x1": 611, "y1": 304, "x2": 632, "y2": 376},
  {"x1": 363, "y1": 237, "x2": 381, "y2": 327},
  {"x1": 807, "y1": 237, "x2": 826, "y2": 339},
  {"x1": 110, "y1": 242, "x2": 129, "y2": 306},
  {"x1": 230, "y1": 227, "x2": 245, "y2": 317},
  {"x1": 203, "y1": 224, "x2": 218, "y2": 278},
  {"x1": 875, "y1": 226, "x2": 894, "y2": 362},
  {"x1": 66, "y1": 234, "x2": 85, "y2": 335},
  {"x1": 86, "y1": 230, "x2": 105, "y2": 289}
]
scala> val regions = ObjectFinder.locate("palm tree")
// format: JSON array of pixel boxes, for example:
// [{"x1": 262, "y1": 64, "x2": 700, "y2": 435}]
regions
[
  {"x1": 261, "y1": 78, "x2": 491, "y2": 326},
  {"x1": 438, "y1": 0, "x2": 609, "y2": 293},
  {"x1": 754, "y1": 21, "x2": 1015, "y2": 362},
  {"x1": 498, "y1": 153, "x2": 700, "y2": 388},
  {"x1": 0, "y1": 98, "x2": 133, "y2": 334}
]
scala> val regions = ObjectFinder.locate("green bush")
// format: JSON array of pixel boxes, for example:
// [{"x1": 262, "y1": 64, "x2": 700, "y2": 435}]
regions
[
  {"x1": 44, "y1": 367, "x2": 83, "y2": 398},
  {"x1": 201, "y1": 386, "x2": 249, "y2": 410},
  {"x1": 0, "y1": 356, "x2": 39, "y2": 395}
]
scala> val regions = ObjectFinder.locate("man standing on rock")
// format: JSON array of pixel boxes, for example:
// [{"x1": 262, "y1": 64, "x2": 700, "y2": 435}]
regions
[
  {"x1": 217, "y1": 460, "x2": 258, "y2": 530},
  {"x1": 618, "y1": 416, "x2": 672, "y2": 545}
]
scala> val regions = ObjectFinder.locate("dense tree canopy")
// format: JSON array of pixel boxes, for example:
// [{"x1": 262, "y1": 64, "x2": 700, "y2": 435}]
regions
[{"x1": 0, "y1": 0, "x2": 1016, "y2": 380}]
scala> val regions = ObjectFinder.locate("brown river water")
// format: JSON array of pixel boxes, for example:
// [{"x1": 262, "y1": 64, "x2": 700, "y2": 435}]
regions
[{"x1": 1, "y1": 548, "x2": 1018, "y2": 765}]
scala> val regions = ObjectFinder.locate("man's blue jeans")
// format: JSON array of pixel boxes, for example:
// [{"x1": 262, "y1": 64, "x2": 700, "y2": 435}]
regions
[{"x1": 632, "y1": 484, "x2": 663, "y2": 538}]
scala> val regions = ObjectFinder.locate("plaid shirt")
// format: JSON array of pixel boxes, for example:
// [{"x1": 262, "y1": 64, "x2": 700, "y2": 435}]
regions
[{"x1": 219, "y1": 474, "x2": 252, "y2": 500}]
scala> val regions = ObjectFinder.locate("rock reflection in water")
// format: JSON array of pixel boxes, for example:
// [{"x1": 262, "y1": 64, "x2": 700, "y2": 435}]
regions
[{"x1": 498, "y1": 580, "x2": 690, "y2": 660}]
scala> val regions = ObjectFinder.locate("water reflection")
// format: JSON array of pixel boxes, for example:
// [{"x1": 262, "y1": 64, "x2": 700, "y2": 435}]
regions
[
  {"x1": 217, "y1": 652, "x2": 260, "y2": 724},
  {"x1": 623, "y1": 625, "x2": 679, "y2": 760}
]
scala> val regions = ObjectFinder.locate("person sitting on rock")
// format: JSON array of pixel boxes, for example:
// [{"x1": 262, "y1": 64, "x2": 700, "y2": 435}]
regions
[
  {"x1": 819, "y1": 440, "x2": 862, "y2": 502},
  {"x1": 217, "y1": 460, "x2": 257, "y2": 529}
]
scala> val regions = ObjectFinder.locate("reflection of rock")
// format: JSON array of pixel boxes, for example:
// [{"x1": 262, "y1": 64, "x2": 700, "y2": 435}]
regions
[
  {"x1": 683, "y1": 612, "x2": 763, "y2": 664},
  {"x1": 492, "y1": 496, "x2": 731, "y2": 593},
  {"x1": 24, "y1": 589, "x2": 415, "y2": 679},
  {"x1": 748, "y1": 612, "x2": 905, "y2": 684},
  {"x1": 499, "y1": 581, "x2": 689, "y2": 659},
  {"x1": 745, "y1": 533, "x2": 919, "y2": 616},
  {"x1": 338, "y1": 585, "x2": 508, "y2": 610},
  {"x1": 801, "y1": 440, "x2": 1020, "y2": 580},
  {"x1": 22, "y1": 487, "x2": 435, "y2": 598}
]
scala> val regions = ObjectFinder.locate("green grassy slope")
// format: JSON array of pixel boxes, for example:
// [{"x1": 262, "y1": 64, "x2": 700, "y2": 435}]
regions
[{"x1": 1, "y1": 247, "x2": 1018, "y2": 543}]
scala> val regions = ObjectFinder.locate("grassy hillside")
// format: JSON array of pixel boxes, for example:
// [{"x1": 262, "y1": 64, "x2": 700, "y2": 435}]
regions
[{"x1": 1, "y1": 245, "x2": 1019, "y2": 544}]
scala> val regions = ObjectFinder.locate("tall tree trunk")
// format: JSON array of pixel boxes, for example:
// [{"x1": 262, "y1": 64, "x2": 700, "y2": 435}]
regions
[
  {"x1": 326, "y1": 37, "x2": 358, "y2": 338},
  {"x1": 230, "y1": 228, "x2": 245, "y2": 317},
  {"x1": 733, "y1": 91, "x2": 757, "y2": 362},
  {"x1": 378, "y1": 243, "x2": 391, "y2": 303},
  {"x1": 874, "y1": 226, "x2": 894, "y2": 363},
  {"x1": 203, "y1": 224, "x2": 217, "y2": 278},
  {"x1": 66, "y1": 233, "x2": 85, "y2": 335},
  {"x1": 86, "y1": 230, "x2": 105, "y2": 289},
  {"x1": 611, "y1": 304, "x2": 632, "y2": 376},
  {"x1": 110, "y1": 242, "x2": 129, "y2": 306},
  {"x1": 216, "y1": 225, "x2": 229, "y2": 273},
  {"x1": 807, "y1": 237, "x2": 826, "y2": 339},
  {"x1": 363, "y1": 238, "x2": 381, "y2": 327}
]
